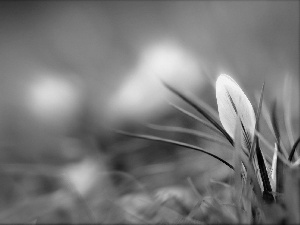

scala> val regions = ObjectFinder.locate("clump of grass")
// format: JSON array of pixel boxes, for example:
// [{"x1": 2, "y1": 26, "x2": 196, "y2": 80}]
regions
[{"x1": 115, "y1": 73, "x2": 300, "y2": 224}]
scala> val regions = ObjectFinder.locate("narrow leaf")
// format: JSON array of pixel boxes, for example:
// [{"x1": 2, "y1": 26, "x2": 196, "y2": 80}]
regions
[
  {"x1": 271, "y1": 100, "x2": 280, "y2": 143},
  {"x1": 254, "y1": 143, "x2": 274, "y2": 202},
  {"x1": 283, "y1": 75, "x2": 295, "y2": 149},
  {"x1": 270, "y1": 100, "x2": 285, "y2": 195},
  {"x1": 233, "y1": 117, "x2": 244, "y2": 222},
  {"x1": 252, "y1": 136, "x2": 274, "y2": 202},
  {"x1": 289, "y1": 136, "x2": 300, "y2": 161},
  {"x1": 145, "y1": 123, "x2": 232, "y2": 147},
  {"x1": 113, "y1": 129, "x2": 234, "y2": 170},
  {"x1": 168, "y1": 101, "x2": 223, "y2": 135},
  {"x1": 271, "y1": 100, "x2": 289, "y2": 158},
  {"x1": 254, "y1": 130, "x2": 291, "y2": 166},
  {"x1": 254, "y1": 93, "x2": 277, "y2": 139},
  {"x1": 162, "y1": 80, "x2": 234, "y2": 146},
  {"x1": 248, "y1": 81, "x2": 266, "y2": 194},
  {"x1": 242, "y1": 155, "x2": 265, "y2": 207},
  {"x1": 252, "y1": 82, "x2": 273, "y2": 200},
  {"x1": 187, "y1": 177, "x2": 203, "y2": 201},
  {"x1": 250, "y1": 81, "x2": 265, "y2": 161}
]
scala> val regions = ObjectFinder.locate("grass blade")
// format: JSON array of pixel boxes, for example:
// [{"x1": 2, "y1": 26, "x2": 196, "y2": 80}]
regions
[
  {"x1": 145, "y1": 123, "x2": 232, "y2": 147},
  {"x1": 249, "y1": 82, "x2": 274, "y2": 202},
  {"x1": 271, "y1": 100, "x2": 289, "y2": 158},
  {"x1": 254, "y1": 143, "x2": 274, "y2": 202},
  {"x1": 271, "y1": 100, "x2": 280, "y2": 144},
  {"x1": 162, "y1": 80, "x2": 234, "y2": 146},
  {"x1": 187, "y1": 177, "x2": 203, "y2": 201},
  {"x1": 243, "y1": 153, "x2": 265, "y2": 207},
  {"x1": 250, "y1": 82, "x2": 265, "y2": 161},
  {"x1": 283, "y1": 75, "x2": 295, "y2": 149},
  {"x1": 271, "y1": 100, "x2": 285, "y2": 194},
  {"x1": 233, "y1": 117, "x2": 244, "y2": 222},
  {"x1": 288, "y1": 136, "x2": 300, "y2": 161},
  {"x1": 254, "y1": 130, "x2": 291, "y2": 167},
  {"x1": 254, "y1": 93, "x2": 276, "y2": 139},
  {"x1": 168, "y1": 101, "x2": 223, "y2": 135},
  {"x1": 113, "y1": 129, "x2": 234, "y2": 170}
]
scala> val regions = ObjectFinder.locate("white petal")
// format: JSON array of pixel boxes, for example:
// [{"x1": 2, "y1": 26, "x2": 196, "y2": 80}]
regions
[
  {"x1": 270, "y1": 143, "x2": 278, "y2": 192},
  {"x1": 216, "y1": 74, "x2": 256, "y2": 142},
  {"x1": 216, "y1": 74, "x2": 273, "y2": 196}
]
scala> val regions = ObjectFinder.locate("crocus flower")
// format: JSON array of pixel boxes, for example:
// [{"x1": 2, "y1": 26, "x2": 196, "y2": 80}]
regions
[
  {"x1": 216, "y1": 74, "x2": 274, "y2": 199},
  {"x1": 216, "y1": 74, "x2": 256, "y2": 153}
]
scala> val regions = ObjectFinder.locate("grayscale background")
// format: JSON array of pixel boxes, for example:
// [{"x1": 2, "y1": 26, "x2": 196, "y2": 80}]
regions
[{"x1": 0, "y1": 1, "x2": 298, "y2": 223}]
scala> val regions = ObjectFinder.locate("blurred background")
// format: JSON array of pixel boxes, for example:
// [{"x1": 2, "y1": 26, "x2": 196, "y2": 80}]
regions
[{"x1": 0, "y1": 1, "x2": 298, "y2": 223}]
